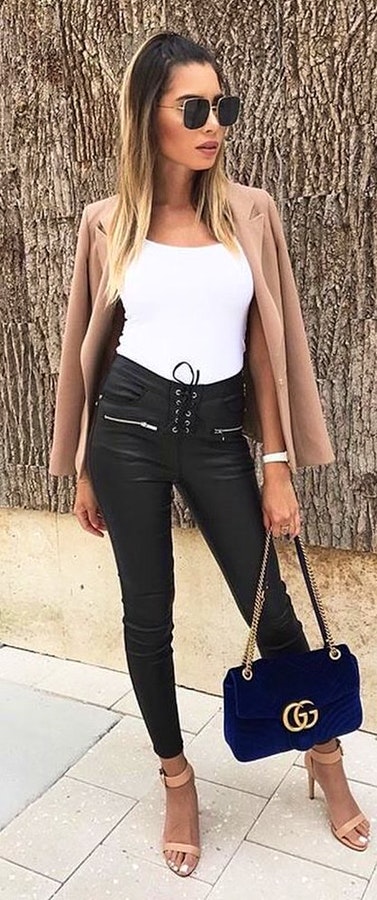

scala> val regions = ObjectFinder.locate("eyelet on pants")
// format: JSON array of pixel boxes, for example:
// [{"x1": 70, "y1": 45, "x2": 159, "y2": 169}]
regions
[{"x1": 87, "y1": 355, "x2": 309, "y2": 758}]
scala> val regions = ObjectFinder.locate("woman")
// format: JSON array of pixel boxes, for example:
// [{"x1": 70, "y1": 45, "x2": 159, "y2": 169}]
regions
[{"x1": 49, "y1": 31, "x2": 369, "y2": 877}]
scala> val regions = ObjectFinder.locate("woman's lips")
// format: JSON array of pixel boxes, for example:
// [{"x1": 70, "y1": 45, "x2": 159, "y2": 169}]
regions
[
  {"x1": 196, "y1": 142, "x2": 219, "y2": 150},
  {"x1": 196, "y1": 143, "x2": 219, "y2": 155}
]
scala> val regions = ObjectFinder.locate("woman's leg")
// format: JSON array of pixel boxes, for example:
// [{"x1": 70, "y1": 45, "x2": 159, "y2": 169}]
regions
[
  {"x1": 177, "y1": 435, "x2": 308, "y2": 656},
  {"x1": 89, "y1": 483, "x2": 182, "y2": 758},
  {"x1": 87, "y1": 414, "x2": 199, "y2": 874},
  {"x1": 87, "y1": 413, "x2": 182, "y2": 758}
]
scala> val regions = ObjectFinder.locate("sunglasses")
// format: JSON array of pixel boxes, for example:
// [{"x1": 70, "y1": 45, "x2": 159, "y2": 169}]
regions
[{"x1": 157, "y1": 95, "x2": 240, "y2": 130}]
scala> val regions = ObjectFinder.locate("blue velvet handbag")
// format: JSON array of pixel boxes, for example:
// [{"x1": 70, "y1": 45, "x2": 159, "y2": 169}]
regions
[{"x1": 223, "y1": 532, "x2": 363, "y2": 762}]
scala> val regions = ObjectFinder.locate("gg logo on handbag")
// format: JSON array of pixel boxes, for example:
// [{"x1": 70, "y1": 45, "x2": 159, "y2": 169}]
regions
[{"x1": 282, "y1": 699, "x2": 319, "y2": 732}]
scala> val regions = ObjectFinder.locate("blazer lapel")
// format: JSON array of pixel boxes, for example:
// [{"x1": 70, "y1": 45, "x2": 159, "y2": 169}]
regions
[
  {"x1": 95, "y1": 221, "x2": 109, "y2": 271},
  {"x1": 227, "y1": 184, "x2": 284, "y2": 362},
  {"x1": 232, "y1": 211, "x2": 264, "y2": 269},
  {"x1": 225, "y1": 182, "x2": 264, "y2": 271}
]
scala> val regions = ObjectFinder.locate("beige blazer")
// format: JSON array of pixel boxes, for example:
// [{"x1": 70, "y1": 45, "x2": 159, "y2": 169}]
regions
[{"x1": 49, "y1": 182, "x2": 334, "y2": 479}]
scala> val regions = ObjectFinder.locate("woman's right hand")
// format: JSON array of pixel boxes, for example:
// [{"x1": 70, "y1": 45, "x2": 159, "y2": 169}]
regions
[{"x1": 74, "y1": 476, "x2": 108, "y2": 538}]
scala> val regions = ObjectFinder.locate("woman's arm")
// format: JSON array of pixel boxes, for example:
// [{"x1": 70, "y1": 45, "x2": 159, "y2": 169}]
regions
[
  {"x1": 248, "y1": 301, "x2": 301, "y2": 538},
  {"x1": 49, "y1": 208, "x2": 91, "y2": 477},
  {"x1": 49, "y1": 205, "x2": 107, "y2": 533}
]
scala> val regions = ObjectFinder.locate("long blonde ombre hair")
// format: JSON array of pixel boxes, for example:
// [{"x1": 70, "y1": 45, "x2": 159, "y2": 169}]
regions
[{"x1": 105, "y1": 31, "x2": 239, "y2": 306}]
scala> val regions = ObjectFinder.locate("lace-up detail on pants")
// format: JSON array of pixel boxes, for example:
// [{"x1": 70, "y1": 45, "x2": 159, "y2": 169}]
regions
[{"x1": 168, "y1": 362, "x2": 201, "y2": 434}]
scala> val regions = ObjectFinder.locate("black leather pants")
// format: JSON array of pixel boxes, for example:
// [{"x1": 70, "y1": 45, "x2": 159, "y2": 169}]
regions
[{"x1": 87, "y1": 355, "x2": 309, "y2": 758}]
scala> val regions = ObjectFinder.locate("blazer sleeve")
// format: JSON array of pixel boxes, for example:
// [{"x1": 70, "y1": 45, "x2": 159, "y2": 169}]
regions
[
  {"x1": 49, "y1": 207, "x2": 91, "y2": 476},
  {"x1": 266, "y1": 194, "x2": 335, "y2": 466}
]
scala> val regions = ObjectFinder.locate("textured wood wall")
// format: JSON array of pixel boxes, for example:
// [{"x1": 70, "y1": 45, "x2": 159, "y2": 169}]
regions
[{"x1": 1, "y1": 1, "x2": 376, "y2": 550}]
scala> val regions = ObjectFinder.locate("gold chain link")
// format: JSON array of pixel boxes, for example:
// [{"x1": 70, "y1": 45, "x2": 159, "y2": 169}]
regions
[{"x1": 241, "y1": 533, "x2": 341, "y2": 680}]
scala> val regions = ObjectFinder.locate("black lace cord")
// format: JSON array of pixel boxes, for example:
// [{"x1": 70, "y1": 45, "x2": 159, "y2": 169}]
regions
[
  {"x1": 171, "y1": 361, "x2": 200, "y2": 386},
  {"x1": 168, "y1": 361, "x2": 201, "y2": 433}
]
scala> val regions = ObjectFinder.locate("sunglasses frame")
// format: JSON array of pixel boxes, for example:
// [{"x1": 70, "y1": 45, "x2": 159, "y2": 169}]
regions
[{"x1": 157, "y1": 95, "x2": 240, "y2": 130}]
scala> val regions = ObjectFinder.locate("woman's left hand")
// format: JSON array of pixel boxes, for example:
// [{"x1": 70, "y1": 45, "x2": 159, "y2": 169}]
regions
[{"x1": 261, "y1": 464, "x2": 300, "y2": 539}]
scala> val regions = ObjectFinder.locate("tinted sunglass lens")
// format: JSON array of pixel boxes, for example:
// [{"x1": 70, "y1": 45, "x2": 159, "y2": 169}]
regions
[
  {"x1": 218, "y1": 96, "x2": 240, "y2": 126},
  {"x1": 184, "y1": 98, "x2": 210, "y2": 129}
]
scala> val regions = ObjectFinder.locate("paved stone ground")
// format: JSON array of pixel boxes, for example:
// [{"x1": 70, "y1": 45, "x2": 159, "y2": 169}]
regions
[{"x1": 0, "y1": 645, "x2": 376, "y2": 900}]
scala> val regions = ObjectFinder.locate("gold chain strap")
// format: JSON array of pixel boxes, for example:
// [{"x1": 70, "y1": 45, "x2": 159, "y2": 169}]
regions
[
  {"x1": 242, "y1": 530, "x2": 272, "y2": 680},
  {"x1": 297, "y1": 539, "x2": 340, "y2": 658},
  {"x1": 242, "y1": 533, "x2": 341, "y2": 681}
]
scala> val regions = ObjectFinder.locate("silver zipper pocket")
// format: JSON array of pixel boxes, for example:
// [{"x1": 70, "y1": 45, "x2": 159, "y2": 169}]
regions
[
  {"x1": 213, "y1": 426, "x2": 243, "y2": 434},
  {"x1": 103, "y1": 414, "x2": 158, "y2": 431}
]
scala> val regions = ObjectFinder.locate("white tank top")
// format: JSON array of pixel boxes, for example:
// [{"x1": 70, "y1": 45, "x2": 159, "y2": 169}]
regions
[{"x1": 116, "y1": 237, "x2": 254, "y2": 383}]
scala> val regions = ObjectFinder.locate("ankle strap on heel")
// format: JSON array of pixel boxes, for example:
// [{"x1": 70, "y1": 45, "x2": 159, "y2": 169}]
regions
[
  {"x1": 159, "y1": 761, "x2": 193, "y2": 788},
  {"x1": 309, "y1": 739, "x2": 343, "y2": 765}
]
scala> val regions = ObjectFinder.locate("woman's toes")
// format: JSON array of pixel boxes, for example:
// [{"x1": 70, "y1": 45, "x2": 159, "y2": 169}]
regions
[
  {"x1": 178, "y1": 853, "x2": 198, "y2": 876},
  {"x1": 179, "y1": 864, "x2": 190, "y2": 875},
  {"x1": 347, "y1": 826, "x2": 370, "y2": 847},
  {"x1": 169, "y1": 851, "x2": 184, "y2": 870},
  {"x1": 354, "y1": 821, "x2": 370, "y2": 841},
  {"x1": 354, "y1": 832, "x2": 369, "y2": 847},
  {"x1": 165, "y1": 849, "x2": 198, "y2": 876}
]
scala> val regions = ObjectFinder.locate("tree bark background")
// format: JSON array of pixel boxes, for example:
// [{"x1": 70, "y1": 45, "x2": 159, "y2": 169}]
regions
[{"x1": 1, "y1": 0, "x2": 376, "y2": 549}]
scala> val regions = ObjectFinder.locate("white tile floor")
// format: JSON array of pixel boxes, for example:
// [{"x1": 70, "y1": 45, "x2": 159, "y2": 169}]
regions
[{"x1": 0, "y1": 645, "x2": 376, "y2": 900}]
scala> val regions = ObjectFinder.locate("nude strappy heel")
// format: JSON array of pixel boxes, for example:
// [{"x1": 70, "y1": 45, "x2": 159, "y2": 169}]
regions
[
  {"x1": 159, "y1": 761, "x2": 201, "y2": 876},
  {"x1": 304, "y1": 739, "x2": 370, "y2": 851}
]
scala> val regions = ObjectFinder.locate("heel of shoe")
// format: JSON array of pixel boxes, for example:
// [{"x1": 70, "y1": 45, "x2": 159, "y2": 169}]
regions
[
  {"x1": 307, "y1": 768, "x2": 315, "y2": 800},
  {"x1": 304, "y1": 751, "x2": 315, "y2": 800}
]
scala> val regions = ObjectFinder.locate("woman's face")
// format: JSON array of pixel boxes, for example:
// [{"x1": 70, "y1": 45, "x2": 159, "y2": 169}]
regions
[{"x1": 154, "y1": 62, "x2": 225, "y2": 172}]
